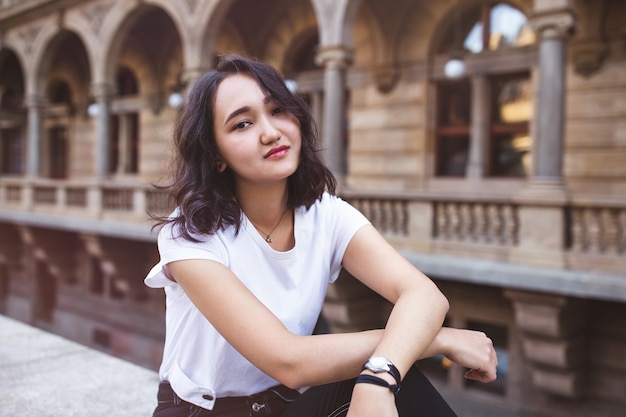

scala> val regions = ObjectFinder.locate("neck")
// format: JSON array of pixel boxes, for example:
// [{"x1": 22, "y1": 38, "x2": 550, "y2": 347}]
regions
[{"x1": 237, "y1": 181, "x2": 289, "y2": 229}]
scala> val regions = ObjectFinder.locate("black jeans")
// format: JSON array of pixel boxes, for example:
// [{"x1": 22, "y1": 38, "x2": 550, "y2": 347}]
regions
[{"x1": 153, "y1": 366, "x2": 458, "y2": 417}]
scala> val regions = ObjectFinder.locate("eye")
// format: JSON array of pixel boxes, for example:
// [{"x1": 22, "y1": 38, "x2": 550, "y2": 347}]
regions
[
  {"x1": 271, "y1": 106, "x2": 285, "y2": 116},
  {"x1": 233, "y1": 120, "x2": 251, "y2": 130}
]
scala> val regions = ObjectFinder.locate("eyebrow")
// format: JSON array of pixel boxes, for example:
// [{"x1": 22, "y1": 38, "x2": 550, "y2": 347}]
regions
[
  {"x1": 223, "y1": 96, "x2": 276, "y2": 126},
  {"x1": 224, "y1": 106, "x2": 250, "y2": 126}
]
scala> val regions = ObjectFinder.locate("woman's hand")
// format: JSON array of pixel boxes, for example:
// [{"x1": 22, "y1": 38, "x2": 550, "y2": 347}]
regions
[
  {"x1": 441, "y1": 328, "x2": 498, "y2": 383},
  {"x1": 346, "y1": 381, "x2": 398, "y2": 417}
]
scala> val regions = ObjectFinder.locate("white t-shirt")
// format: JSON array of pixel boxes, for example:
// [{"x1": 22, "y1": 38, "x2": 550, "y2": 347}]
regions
[{"x1": 144, "y1": 193, "x2": 370, "y2": 410}]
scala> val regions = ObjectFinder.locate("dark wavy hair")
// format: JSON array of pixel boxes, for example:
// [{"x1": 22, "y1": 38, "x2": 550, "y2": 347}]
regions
[{"x1": 153, "y1": 54, "x2": 336, "y2": 242}]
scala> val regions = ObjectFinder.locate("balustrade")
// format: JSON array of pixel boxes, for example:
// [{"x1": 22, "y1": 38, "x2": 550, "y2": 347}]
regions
[
  {"x1": 570, "y1": 206, "x2": 626, "y2": 255},
  {"x1": 0, "y1": 179, "x2": 624, "y2": 274},
  {"x1": 33, "y1": 186, "x2": 56, "y2": 205},
  {"x1": 434, "y1": 201, "x2": 519, "y2": 245},
  {"x1": 6, "y1": 185, "x2": 21, "y2": 202},
  {"x1": 347, "y1": 197, "x2": 409, "y2": 236},
  {"x1": 102, "y1": 188, "x2": 133, "y2": 211},
  {"x1": 66, "y1": 188, "x2": 87, "y2": 207},
  {"x1": 0, "y1": 179, "x2": 172, "y2": 220}
]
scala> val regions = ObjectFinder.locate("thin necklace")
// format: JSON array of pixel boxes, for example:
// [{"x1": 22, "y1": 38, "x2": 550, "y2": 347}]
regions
[{"x1": 250, "y1": 208, "x2": 289, "y2": 243}]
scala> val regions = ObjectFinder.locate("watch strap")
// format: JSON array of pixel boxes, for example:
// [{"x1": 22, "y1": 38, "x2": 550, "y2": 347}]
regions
[
  {"x1": 361, "y1": 359, "x2": 402, "y2": 386},
  {"x1": 355, "y1": 374, "x2": 401, "y2": 395}
]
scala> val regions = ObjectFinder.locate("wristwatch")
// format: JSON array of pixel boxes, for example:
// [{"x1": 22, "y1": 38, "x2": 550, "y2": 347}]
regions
[{"x1": 361, "y1": 356, "x2": 401, "y2": 385}]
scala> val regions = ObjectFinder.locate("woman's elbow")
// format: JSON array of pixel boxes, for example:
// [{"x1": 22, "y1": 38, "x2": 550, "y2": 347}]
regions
[
  {"x1": 430, "y1": 284, "x2": 450, "y2": 320},
  {"x1": 439, "y1": 292, "x2": 450, "y2": 317},
  {"x1": 260, "y1": 340, "x2": 310, "y2": 389},
  {"x1": 270, "y1": 360, "x2": 308, "y2": 389}
]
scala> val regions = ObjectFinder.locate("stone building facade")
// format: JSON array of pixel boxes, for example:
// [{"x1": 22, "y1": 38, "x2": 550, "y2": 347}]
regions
[{"x1": 0, "y1": 0, "x2": 624, "y2": 416}]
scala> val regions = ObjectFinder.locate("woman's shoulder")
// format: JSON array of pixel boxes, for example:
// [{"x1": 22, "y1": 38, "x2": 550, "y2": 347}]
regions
[{"x1": 299, "y1": 192, "x2": 363, "y2": 223}]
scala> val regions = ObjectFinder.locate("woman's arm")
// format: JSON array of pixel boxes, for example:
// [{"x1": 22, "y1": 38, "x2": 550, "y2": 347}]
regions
[
  {"x1": 167, "y1": 224, "x2": 496, "y2": 390},
  {"x1": 341, "y1": 224, "x2": 449, "y2": 378},
  {"x1": 168, "y1": 258, "x2": 380, "y2": 388},
  {"x1": 341, "y1": 224, "x2": 497, "y2": 417}
]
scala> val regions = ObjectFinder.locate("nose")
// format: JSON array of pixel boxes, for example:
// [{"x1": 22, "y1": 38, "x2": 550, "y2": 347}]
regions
[{"x1": 259, "y1": 115, "x2": 281, "y2": 144}]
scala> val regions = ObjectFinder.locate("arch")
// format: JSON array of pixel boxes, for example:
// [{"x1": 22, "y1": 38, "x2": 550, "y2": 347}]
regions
[
  {"x1": 213, "y1": 20, "x2": 247, "y2": 58},
  {"x1": 36, "y1": 30, "x2": 90, "y2": 109},
  {"x1": 47, "y1": 79, "x2": 72, "y2": 105},
  {"x1": 351, "y1": 4, "x2": 385, "y2": 68},
  {"x1": 428, "y1": 0, "x2": 533, "y2": 58},
  {"x1": 261, "y1": 0, "x2": 319, "y2": 71},
  {"x1": 197, "y1": 0, "x2": 237, "y2": 71},
  {"x1": 0, "y1": 48, "x2": 26, "y2": 109},
  {"x1": 282, "y1": 28, "x2": 320, "y2": 77},
  {"x1": 427, "y1": 0, "x2": 536, "y2": 179},
  {"x1": 4, "y1": 14, "x2": 62, "y2": 98},
  {"x1": 99, "y1": 3, "x2": 183, "y2": 90},
  {"x1": 116, "y1": 66, "x2": 139, "y2": 96}
]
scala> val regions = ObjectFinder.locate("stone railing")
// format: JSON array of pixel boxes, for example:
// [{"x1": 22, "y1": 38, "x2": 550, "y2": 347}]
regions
[
  {"x1": 0, "y1": 177, "x2": 171, "y2": 222},
  {"x1": 569, "y1": 204, "x2": 626, "y2": 256},
  {"x1": 344, "y1": 191, "x2": 519, "y2": 250},
  {"x1": 433, "y1": 201, "x2": 518, "y2": 245},
  {"x1": 1, "y1": 178, "x2": 625, "y2": 273},
  {"x1": 566, "y1": 201, "x2": 626, "y2": 273},
  {"x1": 0, "y1": 0, "x2": 52, "y2": 12},
  {"x1": 343, "y1": 189, "x2": 625, "y2": 275}
]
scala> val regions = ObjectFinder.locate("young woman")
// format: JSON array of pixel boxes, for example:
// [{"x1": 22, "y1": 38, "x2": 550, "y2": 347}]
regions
[{"x1": 145, "y1": 54, "x2": 497, "y2": 417}]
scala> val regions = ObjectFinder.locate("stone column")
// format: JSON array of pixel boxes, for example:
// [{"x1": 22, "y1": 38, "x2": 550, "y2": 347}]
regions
[
  {"x1": 91, "y1": 83, "x2": 115, "y2": 177},
  {"x1": 315, "y1": 45, "x2": 353, "y2": 177},
  {"x1": 530, "y1": 10, "x2": 575, "y2": 183},
  {"x1": 117, "y1": 115, "x2": 131, "y2": 174},
  {"x1": 466, "y1": 75, "x2": 490, "y2": 178},
  {"x1": 512, "y1": 8, "x2": 575, "y2": 268},
  {"x1": 25, "y1": 94, "x2": 45, "y2": 177}
]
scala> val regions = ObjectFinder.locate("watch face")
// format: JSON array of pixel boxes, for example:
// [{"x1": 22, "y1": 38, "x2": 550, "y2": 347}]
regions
[
  {"x1": 368, "y1": 356, "x2": 390, "y2": 371},
  {"x1": 370, "y1": 357, "x2": 387, "y2": 367}
]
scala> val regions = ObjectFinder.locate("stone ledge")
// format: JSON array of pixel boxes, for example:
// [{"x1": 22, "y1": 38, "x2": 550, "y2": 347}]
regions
[
  {"x1": 0, "y1": 315, "x2": 158, "y2": 417},
  {"x1": 401, "y1": 251, "x2": 626, "y2": 303},
  {"x1": 0, "y1": 209, "x2": 156, "y2": 242}
]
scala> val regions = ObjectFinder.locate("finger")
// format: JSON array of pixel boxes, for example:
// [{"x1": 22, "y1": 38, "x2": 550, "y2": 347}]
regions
[{"x1": 465, "y1": 368, "x2": 497, "y2": 383}]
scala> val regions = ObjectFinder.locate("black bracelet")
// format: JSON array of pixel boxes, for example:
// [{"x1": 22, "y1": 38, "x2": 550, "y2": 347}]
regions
[
  {"x1": 360, "y1": 362, "x2": 402, "y2": 386},
  {"x1": 355, "y1": 374, "x2": 401, "y2": 395}
]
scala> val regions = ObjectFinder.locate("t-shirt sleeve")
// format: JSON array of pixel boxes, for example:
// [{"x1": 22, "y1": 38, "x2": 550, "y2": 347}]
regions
[
  {"x1": 144, "y1": 222, "x2": 225, "y2": 289},
  {"x1": 327, "y1": 195, "x2": 371, "y2": 283}
]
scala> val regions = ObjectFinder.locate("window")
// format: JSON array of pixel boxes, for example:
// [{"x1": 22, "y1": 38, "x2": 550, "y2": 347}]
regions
[
  {"x1": 436, "y1": 80, "x2": 471, "y2": 176},
  {"x1": 109, "y1": 113, "x2": 139, "y2": 174},
  {"x1": 110, "y1": 67, "x2": 140, "y2": 174},
  {"x1": 0, "y1": 127, "x2": 24, "y2": 174},
  {"x1": 48, "y1": 126, "x2": 68, "y2": 179},
  {"x1": 435, "y1": 2, "x2": 534, "y2": 178},
  {"x1": 489, "y1": 73, "x2": 531, "y2": 176},
  {"x1": 464, "y1": 3, "x2": 535, "y2": 53},
  {"x1": 45, "y1": 79, "x2": 73, "y2": 179}
]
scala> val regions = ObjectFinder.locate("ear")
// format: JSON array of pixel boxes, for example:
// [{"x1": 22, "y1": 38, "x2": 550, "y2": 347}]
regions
[{"x1": 216, "y1": 160, "x2": 227, "y2": 173}]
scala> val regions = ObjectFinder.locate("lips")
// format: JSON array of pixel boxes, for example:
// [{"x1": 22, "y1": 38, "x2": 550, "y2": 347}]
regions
[{"x1": 264, "y1": 145, "x2": 289, "y2": 159}]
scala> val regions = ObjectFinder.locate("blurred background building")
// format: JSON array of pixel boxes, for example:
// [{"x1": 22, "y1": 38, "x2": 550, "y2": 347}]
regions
[{"x1": 0, "y1": 0, "x2": 624, "y2": 416}]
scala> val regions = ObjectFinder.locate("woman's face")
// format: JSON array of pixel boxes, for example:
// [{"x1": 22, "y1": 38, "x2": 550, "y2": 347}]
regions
[{"x1": 213, "y1": 73, "x2": 302, "y2": 187}]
